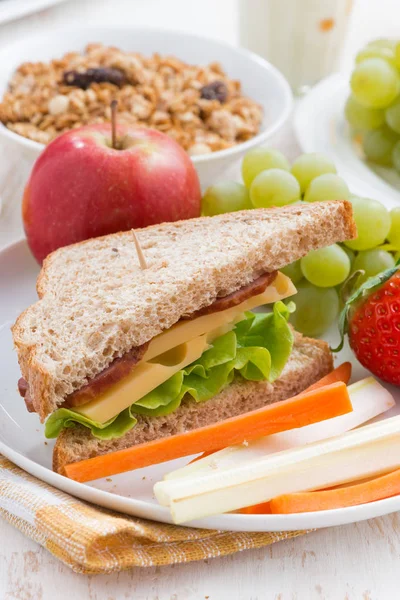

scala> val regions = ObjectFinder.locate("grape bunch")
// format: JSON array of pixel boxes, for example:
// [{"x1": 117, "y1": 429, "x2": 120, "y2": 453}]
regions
[
  {"x1": 345, "y1": 38, "x2": 400, "y2": 170},
  {"x1": 202, "y1": 148, "x2": 399, "y2": 338}
]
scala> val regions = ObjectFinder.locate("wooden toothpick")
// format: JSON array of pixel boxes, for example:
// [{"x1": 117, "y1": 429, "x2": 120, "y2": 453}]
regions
[{"x1": 132, "y1": 230, "x2": 148, "y2": 270}]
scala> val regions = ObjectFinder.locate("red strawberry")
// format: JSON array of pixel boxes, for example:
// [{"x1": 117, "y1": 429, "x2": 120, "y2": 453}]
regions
[{"x1": 337, "y1": 266, "x2": 400, "y2": 385}]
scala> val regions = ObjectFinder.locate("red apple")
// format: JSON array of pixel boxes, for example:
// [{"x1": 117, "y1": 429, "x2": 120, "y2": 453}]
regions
[{"x1": 23, "y1": 124, "x2": 201, "y2": 263}]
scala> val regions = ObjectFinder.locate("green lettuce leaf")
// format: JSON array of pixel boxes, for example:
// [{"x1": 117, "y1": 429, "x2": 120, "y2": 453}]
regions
[
  {"x1": 45, "y1": 301, "x2": 294, "y2": 440},
  {"x1": 45, "y1": 406, "x2": 137, "y2": 440}
]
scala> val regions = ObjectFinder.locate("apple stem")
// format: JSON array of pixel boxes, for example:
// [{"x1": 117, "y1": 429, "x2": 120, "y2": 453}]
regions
[{"x1": 111, "y1": 100, "x2": 118, "y2": 149}]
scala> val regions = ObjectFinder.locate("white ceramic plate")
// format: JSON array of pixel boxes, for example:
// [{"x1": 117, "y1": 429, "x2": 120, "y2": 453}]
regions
[
  {"x1": 0, "y1": 0, "x2": 68, "y2": 25},
  {"x1": 294, "y1": 73, "x2": 400, "y2": 208},
  {"x1": 2, "y1": 238, "x2": 400, "y2": 532}
]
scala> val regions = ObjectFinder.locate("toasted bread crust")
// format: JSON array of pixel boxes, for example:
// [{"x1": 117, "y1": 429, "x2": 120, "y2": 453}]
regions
[
  {"x1": 53, "y1": 333, "x2": 333, "y2": 475},
  {"x1": 13, "y1": 202, "x2": 355, "y2": 421}
]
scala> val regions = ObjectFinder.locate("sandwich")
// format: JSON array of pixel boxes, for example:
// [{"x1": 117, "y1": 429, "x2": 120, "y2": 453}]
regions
[{"x1": 12, "y1": 201, "x2": 356, "y2": 479}]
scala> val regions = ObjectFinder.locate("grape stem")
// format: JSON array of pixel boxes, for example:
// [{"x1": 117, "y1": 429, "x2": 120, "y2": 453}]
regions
[{"x1": 340, "y1": 270, "x2": 365, "y2": 305}]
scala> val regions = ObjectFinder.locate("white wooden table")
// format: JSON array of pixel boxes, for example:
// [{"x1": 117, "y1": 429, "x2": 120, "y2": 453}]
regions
[{"x1": 1, "y1": 0, "x2": 400, "y2": 597}]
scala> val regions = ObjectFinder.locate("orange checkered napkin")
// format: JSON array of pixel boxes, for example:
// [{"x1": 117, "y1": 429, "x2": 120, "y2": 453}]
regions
[{"x1": 0, "y1": 456, "x2": 309, "y2": 574}]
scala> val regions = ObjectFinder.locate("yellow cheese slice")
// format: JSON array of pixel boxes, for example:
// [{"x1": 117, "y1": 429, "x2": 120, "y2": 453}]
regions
[
  {"x1": 143, "y1": 272, "x2": 295, "y2": 361},
  {"x1": 76, "y1": 323, "x2": 236, "y2": 424},
  {"x1": 74, "y1": 272, "x2": 296, "y2": 424},
  {"x1": 76, "y1": 334, "x2": 210, "y2": 423}
]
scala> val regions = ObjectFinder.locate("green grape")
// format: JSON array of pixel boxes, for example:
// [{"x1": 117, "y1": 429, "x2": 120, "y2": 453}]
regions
[
  {"x1": 280, "y1": 260, "x2": 303, "y2": 284},
  {"x1": 362, "y1": 126, "x2": 398, "y2": 165},
  {"x1": 202, "y1": 181, "x2": 251, "y2": 216},
  {"x1": 356, "y1": 46, "x2": 396, "y2": 69},
  {"x1": 387, "y1": 207, "x2": 400, "y2": 247},
  {"x1": 303, "y1": 174, "x2": 350, "y2": 203},
  {"x1": 395, "y1": 251, "x2": 400, "y2": 263},
  {"x1": 345, "y1": 95, "x2": 385, "y2": 131},
  {"x1": 385, "y1": 97, "x2": 400, "y2": 134},
  {"x1": 392, "y1": 140, "x2": 400, "y2": 173},
  {"x1": 288, "y1": 281, "x2": 339, "y2": 337},
  {"x1": 300, "y1": 244, "x2": 351, "y2": 288},
  {"x1": 345, "y1": 196, "x2": 391, "y2": 251},
  {"x1": 350, "y1": 58, "x2": 399, "y2": 108},
  {"x1": 394, "y1": 42, "x2": 400, "y2": 69},
  {"x1": 249, "y1": 168, "x2": 300, "y2": 208},
  {"x1": 352, "y1": 249, "x2": 395, "y2": 285},
  {"x1": 291, "y1": 153, "x2": 336, "y2": 193},
  {"x1": 367, "y1": 39, "x2": 397, "y2": 50},
  {"x1": 241, "y1": 147, "x2": 290, "y2": 188},
  {"x1": 342, "y1": 245, "x2": 355, "y2": 266}
]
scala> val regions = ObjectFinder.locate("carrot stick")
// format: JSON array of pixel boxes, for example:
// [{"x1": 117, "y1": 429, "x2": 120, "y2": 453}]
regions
[
  {"x1": 64, "y1": 382, "x2": 352, "y2": 482},
  {"x1": 305, "y1": 362, "x2": 352, "y2": 392},
  {"x1": 239, "y1": 502, "x2": 272, "y2": 515},
  {"x1": 190, "y1": 363, "x2": 353, "y2": 467},
  {"x1": 188, "y1": 449, "x2": 218, "y2": 465},
  {"x1": 269, "y1": 468, "x2": 400, "y2": 514},
  {"x1": 236, "y1": 363, "x2": 353, "y2": 515}
]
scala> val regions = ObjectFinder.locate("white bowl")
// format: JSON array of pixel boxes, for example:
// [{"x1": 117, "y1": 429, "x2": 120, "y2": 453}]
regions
[{"x1": 0, "y1": 27, "x2": 292, "y2": 189}]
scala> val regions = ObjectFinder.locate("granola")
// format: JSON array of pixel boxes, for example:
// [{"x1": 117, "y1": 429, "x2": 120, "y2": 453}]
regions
[{"x1": 0, "y1": 44, "x2": 263, "y2": 154}]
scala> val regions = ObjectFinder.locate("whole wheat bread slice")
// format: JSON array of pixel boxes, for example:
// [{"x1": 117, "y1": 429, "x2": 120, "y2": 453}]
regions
[
  {"x1": 13, "y1": 201, "x2": 355, "y2": 421},
  {"x1": 53, "y1": 332, "x2": 333, "y2": 475}
]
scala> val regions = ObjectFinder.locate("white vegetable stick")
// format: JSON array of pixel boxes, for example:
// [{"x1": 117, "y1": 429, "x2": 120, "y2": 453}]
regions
[
  {"x1": 154, "y1": 415, "x2": 400, "y2": 523},
  {"x1": 157, "y1": 408, "x2": 399, "y2": 506},
  {"x1": 164, "y1": 378, "x2": 395, "y2": 482}
]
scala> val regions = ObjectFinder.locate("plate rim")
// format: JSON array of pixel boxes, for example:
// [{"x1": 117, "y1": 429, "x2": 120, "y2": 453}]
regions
[{"x1": 2, "y1": 241, "x2": 400, "y2": 532}]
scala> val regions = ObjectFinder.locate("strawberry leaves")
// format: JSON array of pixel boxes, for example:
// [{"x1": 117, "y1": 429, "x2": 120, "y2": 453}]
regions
[{"x1": 333, "y1": 263, "x2": 400, "y2": 352}]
